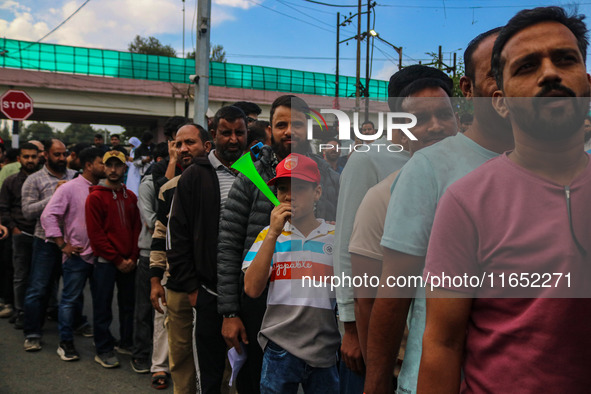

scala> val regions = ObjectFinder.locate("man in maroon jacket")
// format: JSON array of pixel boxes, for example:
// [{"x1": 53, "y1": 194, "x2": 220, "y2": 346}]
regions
[{"x1": 86, "y1": 150, "x2": 141, "y2": 369}]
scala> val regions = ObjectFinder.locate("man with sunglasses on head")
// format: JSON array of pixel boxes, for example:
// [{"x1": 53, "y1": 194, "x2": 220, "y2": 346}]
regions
[{"x1": 233, "y1": 101, "x2": 262, "y2": 127}]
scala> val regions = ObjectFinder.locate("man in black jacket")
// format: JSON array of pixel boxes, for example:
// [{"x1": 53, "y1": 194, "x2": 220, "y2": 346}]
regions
[
  {"x1": 217, "y1": 95, "x2": 340, "y2": 393},
  {"x1": 0, "y1": 143, "x2": 40, "y2": 328},
  {"x1": 167, "y1": 106, "x2": 246, "y2": 393}
]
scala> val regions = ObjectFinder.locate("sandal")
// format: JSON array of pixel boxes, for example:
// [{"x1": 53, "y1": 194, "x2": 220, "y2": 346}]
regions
[{"x1": 151, "y1": 372, "x2": 170, "y2": 390}]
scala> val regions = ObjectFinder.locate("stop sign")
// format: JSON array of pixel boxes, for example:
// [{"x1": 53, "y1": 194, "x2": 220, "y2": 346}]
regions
[{"x1": 1, "y1": 90, "x2": 34, "y2": 121}]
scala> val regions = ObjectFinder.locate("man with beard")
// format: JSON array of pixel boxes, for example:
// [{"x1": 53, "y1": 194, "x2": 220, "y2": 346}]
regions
[
  {"x1": 217, "y1": 95, "x2": 340, "y2": 393},
  {"x1": 86, "y1": 150, "x2": 141, "y2": 368},
  {"x1": 66, "y1": 142, "x2": 92, "y2": 172},
  {"x1": 41, "y1": 147, "x2": 105, "y2": 361},
  {"x1": 0, "y1": 140, "x2": 43, "y2": 188},
  {"x1": 321, "y1": 138, "x2": 347, "y2": 174},
  {"x1": 167, "y1": 107, "x2": 246, "y2": 392},
  {"x1": 21, "y1": 139, "x2": 77, "y2": 351},
  {"x1": 419, "y1": 7, "x2": 591, "y2": 392},
  {"x1": 0, "y1": 143, "x2": 40, "y2": 329},
  {"x1": 364, "y1": 27, "x2": 514, "y2": 394}
]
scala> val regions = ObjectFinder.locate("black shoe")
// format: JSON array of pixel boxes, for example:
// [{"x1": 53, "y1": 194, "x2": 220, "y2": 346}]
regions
[
  {"x1": 57, "y1": 341, "x2": 80, "y2": 361},
  {"x1": 74, "y1": 323, "x2": 94, "y2": 338},
  {"x1": 114, "y1": 342, "x2": 133, "y2": 356},
  {"x1": 47, "y1": 308, "x2": 58, "y2": 321},
  {"x1": 13, "y1": 312, "x2": 24, "y2": 330},
  {"x1": 130, "y1": 358, "x2": 150, "y2": 374},
  {"x1": 8, "y1": 313, "x2": 17, "y2": 324},
  {"x1": 94, "y1": 351, "x2": 120, "y2": 368}
]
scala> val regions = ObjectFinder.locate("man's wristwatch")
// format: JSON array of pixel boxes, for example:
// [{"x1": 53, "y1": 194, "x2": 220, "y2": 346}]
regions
[
  {"x1": 58, "y1": 243, "x2": 66, "y2": 250},
  {"x1": 223, "y1": 313, "x2": 239, "y2": 319}
]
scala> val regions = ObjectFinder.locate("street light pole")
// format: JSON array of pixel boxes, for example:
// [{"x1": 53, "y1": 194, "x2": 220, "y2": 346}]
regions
[
  {"x1": 373, "y1": 33, "x2": 402, "y2": 71},
  {"x1": 194, "y1": 0, "x2": 211, "y2": 128}
]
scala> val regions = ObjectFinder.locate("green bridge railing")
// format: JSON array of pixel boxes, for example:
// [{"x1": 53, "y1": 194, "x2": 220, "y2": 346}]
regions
[{"x1": 0, "y1": 38, "x2": 389, "y2": 99}]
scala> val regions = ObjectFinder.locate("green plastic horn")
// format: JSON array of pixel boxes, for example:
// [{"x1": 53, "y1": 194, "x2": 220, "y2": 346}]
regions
[{"x1": 231, "y1": 153, "x2": 280, "y2": 206}]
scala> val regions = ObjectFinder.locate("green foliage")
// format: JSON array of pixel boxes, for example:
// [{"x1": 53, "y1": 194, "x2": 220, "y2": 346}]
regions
[
  {"x1": 128, "y1": 35, "x2": 177, "y2": 57},
  {"x1": 58, "y1": 123, "x2": 97, "y2": 145},
  {"x1": 21, "y1": 122, "x2": 55, "y2": 142},
  {"x1": 0, "y1": 122, "x2": 11, "y2": 144},
  {"x1": 421, "y1": 51, "x2": 472, "y2": 117},
  {"x1": 122, "y1": 126, "x2": 146, "y2": 141},
  {"x1": 210, "y1": 44, "x2": 226, "y2": 63},
  {"x1": 186, "y1": 44, "x2": 226, "y2": 62}
]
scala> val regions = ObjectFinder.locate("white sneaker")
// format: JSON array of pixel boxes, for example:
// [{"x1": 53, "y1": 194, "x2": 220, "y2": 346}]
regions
[
  {"x1": 0, "y1": 304, "x2": 14, "y2": 318},
  {"x1": 24, "y1": 338, "x2": 42, "y2": 352}
]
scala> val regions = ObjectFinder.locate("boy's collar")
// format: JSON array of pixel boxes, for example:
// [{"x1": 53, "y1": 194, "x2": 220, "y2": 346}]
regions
[{"x1": 283, "y1": 219, "x2": 331, "y2": 238}]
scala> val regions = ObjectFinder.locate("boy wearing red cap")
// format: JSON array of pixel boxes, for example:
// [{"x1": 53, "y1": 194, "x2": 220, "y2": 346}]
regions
[{"x1": 243, "y1": 153, "x2": 340, "y2": 393}]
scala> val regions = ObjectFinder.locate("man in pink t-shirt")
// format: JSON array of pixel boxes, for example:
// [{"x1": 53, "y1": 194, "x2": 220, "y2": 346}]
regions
[{"x1": 419, "y1": 6, "x2": 591, "y2": 393}]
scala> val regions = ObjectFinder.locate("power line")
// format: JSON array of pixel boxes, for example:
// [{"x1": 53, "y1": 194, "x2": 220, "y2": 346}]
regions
[
  {"x1": 3, "y1": 0, "x2": 92, "y2": 57},
  {"x1": 244, "y1": 0, "x2": 334, "y2": 33},
  {"x1": 302, "y1": 0, "x2": 367, "y2": 7},
  {"x1": 278, "y1": 0, "x2": 335, "y2": 14},
  {"x1": 37, "y1": 0, "x2": 92, "y2": 43},
  {"x1": 273, "y1": 0, "x2": 335, "y2": 29},
  {"x1": 376, "y1": 2, "x2": 591, "y2": 9},
  {"x1": 226, "y1": 53, "x2": 399, "y2": 60}
]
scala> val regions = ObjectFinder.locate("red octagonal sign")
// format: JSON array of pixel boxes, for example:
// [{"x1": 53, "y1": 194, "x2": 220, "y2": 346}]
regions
[{"x1": 1, "y1": 90, "x2": 34, "y2": 121}]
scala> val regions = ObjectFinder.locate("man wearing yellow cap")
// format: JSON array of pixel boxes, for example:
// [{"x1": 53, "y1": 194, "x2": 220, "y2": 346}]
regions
[{"x1": 86, "y1": 150, "x2": 142, "y2": 369}]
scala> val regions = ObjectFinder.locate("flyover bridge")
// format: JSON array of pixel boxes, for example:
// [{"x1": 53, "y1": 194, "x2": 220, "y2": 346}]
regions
[{"x1": 0, "y1": 38, "x2": 389, "y2": 139}]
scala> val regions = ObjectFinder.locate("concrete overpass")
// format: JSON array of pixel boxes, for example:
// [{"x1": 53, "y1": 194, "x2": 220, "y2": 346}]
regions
[{"x1": 0, "y1": 38, "x2": 389, "y2": 140}]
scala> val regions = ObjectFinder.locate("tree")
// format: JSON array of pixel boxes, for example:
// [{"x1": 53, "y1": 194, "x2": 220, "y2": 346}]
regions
[
  {"x1": 186, "y1": 44, "x2": 227, "y2": 62},
  {"x1": 58, "y1": 123, "x2": 97, "y2": 144},
  {"x1": 128, "y1": 35, "x2": 177, "y2": 57},
  {"x1": 21, "y1": 122, "x2": 55, "y2": 142},
  {"x1": 210, "y1": 44, "x2": 226, "y2": 63},
  {"x1": 0, "y1": 122, "x2": 10, "y2": 144},
  {"x1": 122, "y1": 125, "x2": 147, "y2": 141},
  {"x1": 423, "y1": 51, "x2": 471, "y2": 116}
]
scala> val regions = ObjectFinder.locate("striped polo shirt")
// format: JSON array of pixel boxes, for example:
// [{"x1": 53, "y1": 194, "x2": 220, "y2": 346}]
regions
[
  {"x1": 242, "y1": 219, "x2": 341, "y2": 367},
  {"x1": 208, "y1": 150, "x2": 236, "y2": 213}
]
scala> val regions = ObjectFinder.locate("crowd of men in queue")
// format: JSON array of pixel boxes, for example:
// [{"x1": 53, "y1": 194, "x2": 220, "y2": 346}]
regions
[{"x1": 0, "y1": 6, "x2": 590, "y2": 393}]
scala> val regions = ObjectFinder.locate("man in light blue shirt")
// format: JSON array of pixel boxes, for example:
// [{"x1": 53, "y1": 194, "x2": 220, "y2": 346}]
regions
[{"x1": 334, "y1": 65, "x2": 457, "y2": 392}]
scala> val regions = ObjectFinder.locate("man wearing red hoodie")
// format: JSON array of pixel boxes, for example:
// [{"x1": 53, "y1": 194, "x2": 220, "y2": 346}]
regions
[{"x1": 86, "y1": 150, "x2": 141, "y2": 369}]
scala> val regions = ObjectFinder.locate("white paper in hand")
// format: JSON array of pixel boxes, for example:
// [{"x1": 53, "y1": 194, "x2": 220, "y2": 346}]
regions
[{"x1": 228, "y1": 343, "x2": 247, "y2": 387}]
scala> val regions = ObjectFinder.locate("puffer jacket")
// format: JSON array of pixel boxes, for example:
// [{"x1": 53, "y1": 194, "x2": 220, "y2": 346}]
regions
[{"x1": 217, "y1": 146, "x2": 340, "y2": 315}]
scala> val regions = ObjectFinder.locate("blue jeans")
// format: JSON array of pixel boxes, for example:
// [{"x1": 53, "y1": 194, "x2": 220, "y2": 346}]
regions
[
  {"x1": 338, "y1": 359, "x2": 365, "y2": 394},
  {"x1": 132, "y1": 256, "x2": 153, "y2": 359},
  {"x1": 12, "y1": 233, "x2": 34, "y2": 312},
  {"x1": 261, "y1": 341, "x2": 339, "y2": 394},
  {"x1": 24, "y1": 238, "x2": 63, "y2": 339},
  {"x1": 91, "y1": 260, "x2": 135, "y2": 355},
  {"x1": 59, "y1": 255, "x2": 93, "y2": 342}
]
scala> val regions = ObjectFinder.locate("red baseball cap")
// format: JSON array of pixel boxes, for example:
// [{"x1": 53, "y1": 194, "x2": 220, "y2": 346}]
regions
[{"x1": 267, "y1": 153, "x2": 321, "y2": 186}]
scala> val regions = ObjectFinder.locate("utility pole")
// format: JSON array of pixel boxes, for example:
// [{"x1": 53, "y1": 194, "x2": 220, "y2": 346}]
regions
[
  {"x1": 335, "y1": 12, "x2": 340, "y2": 104},
  {"x1": 364, "y1": 1, "x2": 371, "y2": 121},
  {"x1": 194, "y1": 0, "x2": 211, "y2": 127},
  {"x1": 355, "y1": 0, "x2": 362, "y2": 112},
  {"x1": 423, "y1": 45, "x2": 457, "y2": 76},
  {"x1": 182, "y1": 0, "x2": 186, "y2": 58}
]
